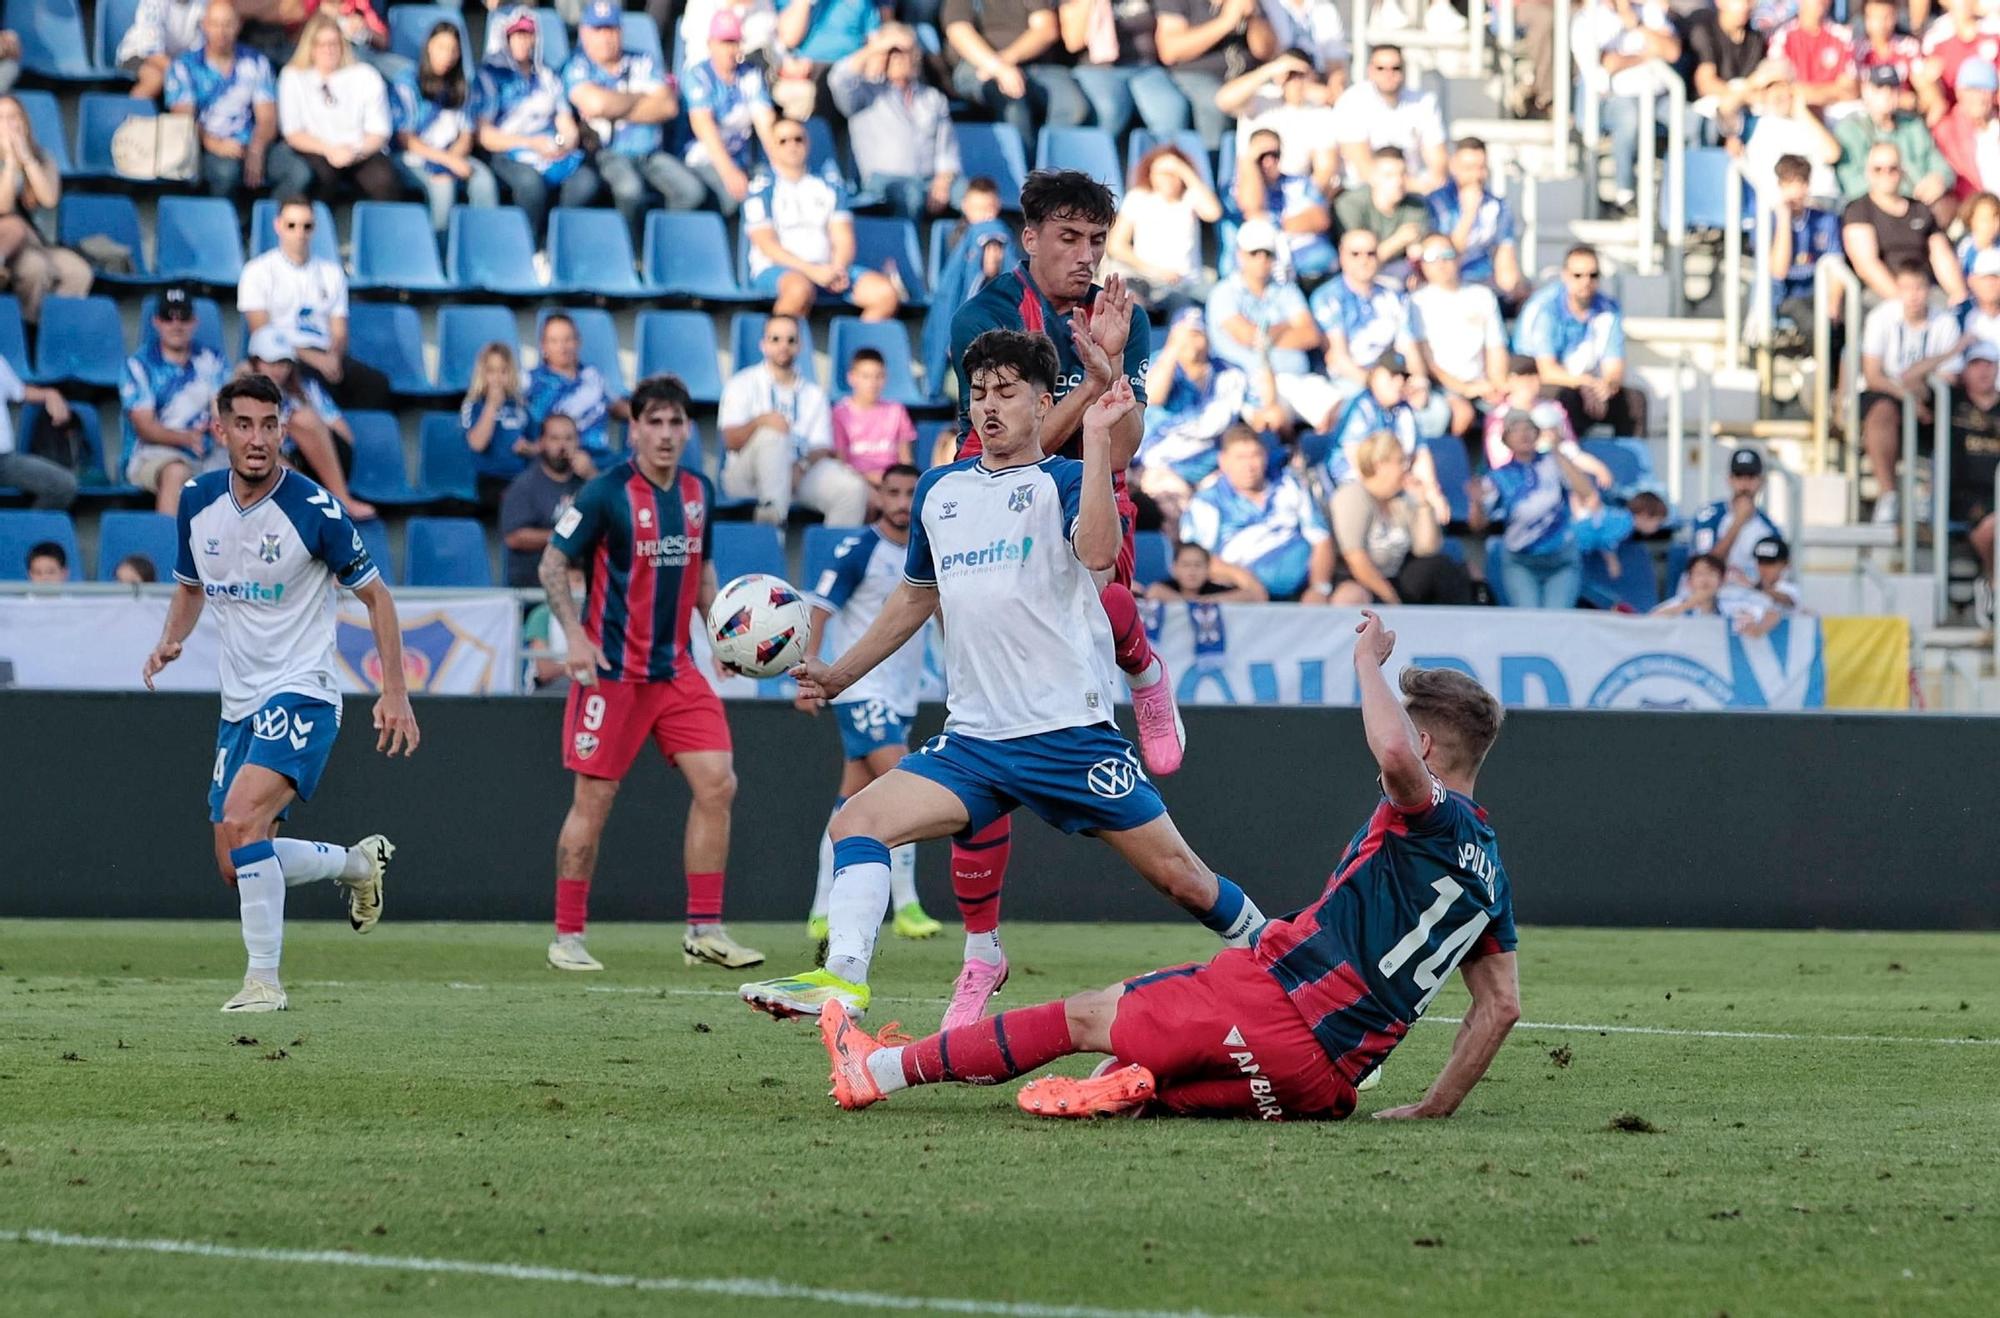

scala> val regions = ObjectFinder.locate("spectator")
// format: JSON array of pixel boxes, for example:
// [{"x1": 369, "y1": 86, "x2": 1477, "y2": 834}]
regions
[
  {"x1": 720, "y1": 313, "x2": 867, "y2": 525},
  {"x1": 1691, "y1": 448, "x2": 1786, "y2": 585},
  {"x1": 1180, "y1": 425, "x2": 1333, "y2": 601},
  {"x1": 1066, "y1": 0, "x2": 1198, "y2": 140},
  {"x1": 1259, "y1": 0, "x2": 1348, "y2": 81},
  {"x1": 315, "y1": 0, "x2": 403, "y2": 81},
  {"x1": 1325, "y1": 353, "x2": 1449, "y2": 521},
  {"x1": 1860, "y1": 258, "x2": 1969, "y2": 524},
  {"x1": 1958, "y1": 248, "x2": 2000, "y2": 357},
  {"x1": 1426, "y1": 137, "x2": 1527, "y2": 307},
  {"x1": 772, "y1": 0, "x2": 882, "y2": 119},
  {"x1": 1155, "y1": 0, "x2": 1277, "y2": 150},
  {"x1": 1204, "y1": 218, "x2": 1339, "y2": 430},
  {"x1": 1768, "y1": 153, "x2": 1843, "y2": 340},
  {"x1": 1233, "y1": 125, "x2": 1336, "y2": 278},
  {"x1": 827, "y1": 25, "x2": 959, "y2": 222},
  {"x1": 244, "y1": 324, "x2": 372, "y2": 520},
  {"x1": 1331, "y1": 42, "x2": 1444, "y2": 191},
  {"x1": 1139, "y1": 307, "x2": 1280, "y2": 525},
  {"x1": 1217, "y1": 52, "x2": 1339, "y2": 190},
  {"x1": 0, "y1": 95, "x2": 91, "y2": 325},
  {"x1": 114, "y1": 554, "x2": 159, "y2": 585},
  {"x1": 680, "y1": 11, "x2": 780, "y2": 216},
  {"x1": 565, "y1": 0, "x2": 704, "y2": 233},
  {"x1": 168, "y1": 1, "x2": 296, "y2": 200},
  {"x1": 1686, "y1": 0, "x2": 1769, "y2": 148},
  {"x1": 392, "y1": 21, "x2": 499, "y2": 236},
  {"x1": 1514, "y1": 244, "x2": 1649, "y2": 439},
  {"x1": 1411, "y1": 236, "x2": 1508, "y2": 437},
  {"x1": 922, "y1": 177, "x2": 1018, "y2": 383},
  {"x1": 1919, "y1": 0, "x2": 2000, "y2": 108},
  {"x1": 1741, "y1": 58, "x2": 1841, "y2": 199},
  {"x1": 477, "y1": 8, "x2": 599, "y2": 243},
  {"x1": 1930, "y1": 58, "x2": 1998, "y2": 200},
  {"x1": 1854, "y1": 0, "x2": 1922, "y2": 111},
  {"x1": 1959, "y1": 191, "x2": 2000, "y2": 272},
  {"x1": 118, "y1": 0, "x2": 205, "y2": 101},
  {"x1": 1468, "y1": 413, "x2": 1596, "y2": 610},
  {"x1": 1327, "y1": 430, "x2": 1470, "y2": 605},
  {"x1": 1653, "y1": 552, "x2": 1726, "y2": 616},
  {"x1": 526, "y1": 313, "x2": 623, "y2": 465},
  {"x1": 1769, "y1": 0, "x2": 1857, "y2": 113},
  {"x1": 1146, "y1": 540, "x2": 1265, "y2": 601},
  {"x1": 276, "y1": 11, "x2": 403, "y2": 201},
  {"x1": 1947, "y1": 340, "x2": 2000, "y2": 596},
  {"x1": 941, "y1": 0, "x2": 1087, "y2": 149},
  {"x1": 1104, "y1": 143, "x2": 1223, "y2": 308},
  {"x1": 1311, "y1": 228, "x2": 1419, "y2": 401},
  {"x1": 745, "y1": 119, "x2": 900, "y2": 321},
  {"x1": 1333, "y1": 145, "x2": 1430, "y2": 276},
  {"x1": 499, "y1": 413, "x2": 586, "y2": 589},
  {"x1": 0, "y1": 354, "x2": 77, "y2": 509},
  {"x1": 1572, "y1": 0, "x2": 1682, "y2": 214},
  {"x1": 1744, "y1": 534, "x2": 1802, "y2": 613},
  {"x1": 24, "y1": 540, "x2": 65, "y2": 584},
  {"x1": 1842, "y1": 142, "x2": 1967, "y2": 301},
  {"x1": 238, "y1": 196, "x2": 391, "y2": 411},
  {"x1": 679, "y1": 0, "x2": 782, "y2": 71},
  {"x1": 1835, "y1": 65, "x2": 1953, "y2": 211},
  {"x1": 462, "y1": 340, "x2": 534, "y2": 507},
  {"x1": 121, "y1": 285, "x2": 230, "y2": 516},
  {"x1": 831, "y1": 348, "x2": 917, "y2": 483},
  {"x1": 1483, "y1": 358, "x2": 1576, "y2": 468}
]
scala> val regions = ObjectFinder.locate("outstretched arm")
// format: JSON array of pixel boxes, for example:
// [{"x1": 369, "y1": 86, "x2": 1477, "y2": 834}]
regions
[
  {"x1": 1353, "y1": 610, "x2": 1430, "y2": 810},
  {"x1": 142, "y1": 583, "x2": 206, "y2": 688},
  {"x1": 352, "y1": 575, "x2": 420, "y2": 756},
  {"x1": 1374, "y1": 951, "x2": 1519, "y2": 1119},
  {"x1": 793, "y1": 581, "x2": 938, "y2": 704}
]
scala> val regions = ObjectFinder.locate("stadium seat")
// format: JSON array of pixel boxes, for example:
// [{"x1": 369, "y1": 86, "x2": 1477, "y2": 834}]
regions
[
  {"x1": 91, "y1": 0, "x2": 140, "y2": 75},
  {"x1": 729, "y1": 313, "x2": 819, "y2": 387},
  {"x1": 915, "y1": 419, "x2": 952, "y2": 470},
  {"x1": 1423, "y1": 436, "x2": 1473, "y2": 526},
  {"x1": 537, "y1": 307, "x2": 626, "y2": 392},
  {"x1": 1684, "y1": 146, "x2": 1753, "y2": 233},
  {"x1": 548, "y1": 208, "x2": 642, "y2": 297},
  {"x1": 417, "y1": 411, "x2": 478, "y2": 503},
  {"x1": 95, "y1": 510, "x2": 177, "y2": 581},
  {"x1": 1664, "y1": 540, "x2": 1690, "y2": 589},
  {"x1": 0, "y1": 509, "x2": 80, "y2": 580},
  {"x1": 0, "y1": 295, "x2": 27, "y2": 380},
  {"x1": 351, "y1": 201, "x2": 451, "y2": 293},
  {"x1": 405, "y1": 516, "x2": 493, "y2": 587},
  {"x1": 1482, "y1": 537, "x2": 1508, "y2": 605},
  {"x1": 482, "y1": 6, "x2": 567, "y2": 69},
  {"x1": 436, "y1": 304, "x2": 519, "y2": 392},
  {"x1": 679, "y1": 425, "x2": 752, "y2": 517},
  {"x1": 354, "y1": 515, "x2": 397, "y2": 584},
  {"x1": 387, "y1": 4, "x2": 473, "y2": 75},
  {"x1": 800, "y1": 523, "x2": 852, "y2": 590},
  {"x1": 1036, "y1": 126, "x2": 1122, "y2": 194},
  {"x1": 643, "y1": 210, "x2": 756, "y2": 302},
  {"x1": 850, "y1": 216, "x2": 929, "y2": 306},
  {"x1": 636, "y1": 311, "x2": 724, "y2": 404},
  {"x1": 1581, "y1": 539, "x2": 1662, "y2": 612},
  {"x1": 1133, "y1": 530, "x2": 1171, "y2": 587},
  {"x1": 1127, "y1": 130, "x2": 1215, "y2": 193},
  {"x1": 346, "y1": 411, "x2": 432, "y2": 505},
  {"x1": 138, "y1": 292, "x2": 224, "y2": 356},
  {"x1": 621, "y1": 12, "x2": 664, "y2": 65},
  {"x1": 9, "y1": 0, "x2": 94, "y2": 81},
  {"x1": 347, "y1": 303, "x2": 439, "y2": 397},
  {"x1": 21, "y1": 401, "x2": 119, "y2": 490},
  {"x1": 1579, "y1": 437, "x2": 1654, "y2": 497},
  {"x1": 154, "y1": 195, "x2": 245, "y2": 287},
  {"x1": 14, "y1": 90, "x2": 71, "y2": 173},
  {"x1": 74, "y1": 94, "x2": 156, "y2": 178},
  {"x1": 56, "y1": 193, "x2": 152, "y2": 286},
  {"x1": 34, "y1": 296, "x2": 125, "y2": 388},
  {"x1": 955, "y1": 122, "x2": 1028, "y2": 210},
  {"x1": 448, "y1": 206, "x2": 551, "y2": 296},
  {"x1": 250, "y1": 198, "x2": 340, "y2": 263},
  {"x1": 710, "y1": 522, "x2": 787, "y2": 584},
  {"x1": 827, "y1": 317, "x2": 929, "y2": 407}
]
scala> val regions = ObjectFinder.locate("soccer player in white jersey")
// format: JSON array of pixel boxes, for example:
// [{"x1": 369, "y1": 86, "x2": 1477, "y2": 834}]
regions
[
  {"x1": 797, "y1": 463, "x2": 941, "y2": 944},
  {"x1": 142, "y1": 375, "x2": 420, "y2": 1013},
  {"x1": 740, "y1": 330, "x2": 1267, "y2": 1020}
]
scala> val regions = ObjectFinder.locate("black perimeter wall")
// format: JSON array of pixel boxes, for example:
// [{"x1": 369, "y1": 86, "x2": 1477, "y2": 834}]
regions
[{"x1": 2, "y1": 692, "x2": 1994, "y2": 929}]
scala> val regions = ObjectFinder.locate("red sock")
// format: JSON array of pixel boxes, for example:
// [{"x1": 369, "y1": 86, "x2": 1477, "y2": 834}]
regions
[
  {"x1": 900, "y1": 1000, "x2": 1075, "y2": 1087},
  {"x1": 1099, "y1": 582, "x2": 1155, "y2": 676},
  {"x1": 686, "y1": 871, "x2": 724, "y2": 925},
  {"x1": 554, "y1": 876, "x2": 590, "y2": 936},
  {"x1": 951, "y1": 818, "x2": 1010, "y2": 935}
]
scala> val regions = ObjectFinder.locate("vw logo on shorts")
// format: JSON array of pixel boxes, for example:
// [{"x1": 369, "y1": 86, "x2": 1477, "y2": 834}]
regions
[
  {"x1": 1086, "y1": 756, "x2": 1138, "y2": 799},
  {"x1": 251, "y1": 706, "x2": 291, "y2": 742}
]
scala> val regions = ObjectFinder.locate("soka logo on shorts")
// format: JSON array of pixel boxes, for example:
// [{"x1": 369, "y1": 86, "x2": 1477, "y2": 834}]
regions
[
  {"x1": 1086, "y1": 754, "x2": 1138, "y2": 799},
  {"x1": 1224, "y1": 1026, "x2": 1285, "y2": 1121},
  {"x1": 937, "y1": 536, "x2": 1033, "y2": 574},
  {"x1": 251, "y1": 707, "x2": 291, "y2": 742}
]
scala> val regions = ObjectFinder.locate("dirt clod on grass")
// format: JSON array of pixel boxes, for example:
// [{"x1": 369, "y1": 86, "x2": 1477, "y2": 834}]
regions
[{"x1": 1607, "y1": 1112, "x2": 1659, "y2": 1133}]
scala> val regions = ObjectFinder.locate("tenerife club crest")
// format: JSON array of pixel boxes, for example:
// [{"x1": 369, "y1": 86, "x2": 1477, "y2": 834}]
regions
[
  {"x1": 1008, "y1": 483, "x2": 1035, "y2": 513},
  {"x1": 258, "y1": 532, "x2": 283, "y2": 564}
]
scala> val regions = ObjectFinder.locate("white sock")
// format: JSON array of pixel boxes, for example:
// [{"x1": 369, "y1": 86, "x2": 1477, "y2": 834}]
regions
[
  {"x1": 825, "y1": 840, "x2": 893, "y2": 984},
  {"x1": 271, "y1": 838, "x2": 351, "y2": 886},
  {"x1": 867, "y1": 1047, "x2": 910, "y2": 1094},
  {"x1": 1129, "y1": 656, "x2": 1163, "y2": 689},
  {"x1": 233, "y1": 844, "x2": 285, "y2": 975},
  {"x1": 964, "y1": 930, "x2": 1003, "y2": 965},
  {"x1": 810, "y1": 806, "x2": 840, "y2": 919},
  {"x1": 889, "y1": 844, "x2": 919, "y2": 910}
]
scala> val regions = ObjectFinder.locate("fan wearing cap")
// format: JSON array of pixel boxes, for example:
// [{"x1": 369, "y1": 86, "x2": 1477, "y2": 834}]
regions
[
  {"x1": 1933, "y1": 57, "x2": 2000, "y2": 202},
  {"x1": 1691, "y1": 448, "x2": 1786, "y2": 587},
  {"x1": 1834, "y1": 62, "x2": 1954, "y2": 211},
  {"x1": 563, "y1": 0, "x2": 708, "y2": 235},
  {"x1": 1410, "y1": 236, "x2": 1508, "y2": 436},
  {"x1": 1946, "y1": 339, "x2": 2000, "y2": 593},
  {"x1": 680, "y1": 10, "x2": 781, "y2": 214},
  {"x1": 476, "y1": 7, "x2": 601, "y2": 245},
  {"x1": 1205, "y1": 218, "x2": 1344, "y2": 431},
  {"x1": 1958, "y1": 247, "x2": 2000, "y2": 358},
  {"x1": 241, "y1": 324, "x2": 372, "y2": 522},
  {"x1": 121, "y1": 284, "x2": 231, "y2": 516},
  {"x1": 1746, "y1": 535, "x2": 1803, "y2": 613}
]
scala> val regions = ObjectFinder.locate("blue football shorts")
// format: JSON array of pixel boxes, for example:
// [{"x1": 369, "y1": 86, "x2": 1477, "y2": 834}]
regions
[
  {"x1": 896, "y1": 722, "x2": 1168, "y2": 836},
  {"x1": 835, "y1": 697, "x2": 912, "y2": 761},
  {"x1": 208, "y1": 693, "x2": 341, "y2": 823}
]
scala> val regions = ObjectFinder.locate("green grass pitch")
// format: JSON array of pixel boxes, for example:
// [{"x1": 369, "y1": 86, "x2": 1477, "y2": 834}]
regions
[{"x1": 3, "y1": 919, "x2": 1997, "y2": 1316}]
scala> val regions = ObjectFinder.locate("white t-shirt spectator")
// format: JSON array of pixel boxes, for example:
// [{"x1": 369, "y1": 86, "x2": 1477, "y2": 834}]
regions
[
  {"x1": 276, "y1": 60, "x2": 392, "y2": 152},
  {"x1": 1861, "y1": 299, "x2": 1960, "y2": 379},
  {"x1": 1260, "y1": 0, "x2": 1348, "y2": 72},
  {"x1": 1330, "y1": 83, "x2": 1445, "y2": 183},
  {"x1": 1410, "y1": 283, "x2": 1505, "y2": 383},
  {"x1": 118, "y1": 0, "x2": 204, "y2": 66},
  {"x1": 1572, "y1": 0, "x2": 1682, "y2": 98},
  {"x1": 719, "y1": 363, "x2": 834, "y2": 462},
  {"x1": 1118, "y1": 188, "x2": 1203, "y2": 281},
  {"x1": 0, "y1": 356, "x2": 24, "y2": 455},
  {"x1": 1239, "y1": 101, "x2": 1341, "y2": 177},
  {"x1": 1742, "y1": 113, "x2": 1838, "y2": 200},
  {"x1": 238, "y1": 247, "x2": 349, "y2": 352},
  {"x1": 743, "y1": 173, "x2": 848, "y2": 278}
]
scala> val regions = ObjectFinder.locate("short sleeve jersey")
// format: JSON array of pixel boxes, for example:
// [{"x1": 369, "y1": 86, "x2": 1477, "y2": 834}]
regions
[
  {"x1": 810, "y1": 525, "x2": 925, "y2": 716},
  {"x1": 120, "y1": 343, "x2": 230, "y2": 463},
  {"x1": 165, "y1": 44, "x2": 275, "y2": 146}
]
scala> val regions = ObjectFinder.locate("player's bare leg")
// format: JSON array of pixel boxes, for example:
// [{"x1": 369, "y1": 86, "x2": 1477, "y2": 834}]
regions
[
  {"x1": 676, "y1": 750, "x2": 762, "y2": 968},
  {"x1": 1095, "y1": 814, "x2": 1266, "y2": 945},
  {"x1": 550, "y1": 774, "x2": 619, "y2": 971}
]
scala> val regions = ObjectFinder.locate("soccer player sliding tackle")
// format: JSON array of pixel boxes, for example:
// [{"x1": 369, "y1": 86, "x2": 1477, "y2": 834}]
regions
[
  {"x1": 817, "y1": 611, "x2": 1521, "y2": 1120},
  {"x1": 142, "y1": 375, "x2": 419, "y2": 1013},
  {"x1": 739, "y1": 330, "x2": 1265, "y2": 1021}
]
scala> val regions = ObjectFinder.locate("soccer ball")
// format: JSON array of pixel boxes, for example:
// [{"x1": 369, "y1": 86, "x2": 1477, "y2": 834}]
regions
[{"x1": 708, "y1": 573, "x2": 812, "y2": 679}]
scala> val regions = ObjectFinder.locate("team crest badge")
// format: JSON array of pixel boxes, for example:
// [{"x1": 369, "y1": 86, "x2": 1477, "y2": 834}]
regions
[
  {"x1": 1008, "y1": 483, "x2": 1035, "y2": 513},
  {"x1": 638, "y1": 507, "x2": 653, "y2": 527},
  {"x1": 572, "y1": 732, "x2": 600, "y2": 760},
  {"x1": 258, "y1": 532, "x2": 283, "y2": 564},
  {"x1": 684, "y1": 498, "x2": 704, "y2": 530}
]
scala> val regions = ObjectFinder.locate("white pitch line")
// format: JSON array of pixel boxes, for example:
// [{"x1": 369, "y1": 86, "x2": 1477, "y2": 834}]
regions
[{"x1": 0, "y1": 1228, "x2": 1247, "y2": 1318}]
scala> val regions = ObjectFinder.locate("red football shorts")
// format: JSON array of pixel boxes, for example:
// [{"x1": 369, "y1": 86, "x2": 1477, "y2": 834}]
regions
[
  {"x1": 562, "y1": 670, "x2": 733, "y2": 779},
  {"x1": 1109, "y1": 947, "x2": 1356, "y2": 1122}
]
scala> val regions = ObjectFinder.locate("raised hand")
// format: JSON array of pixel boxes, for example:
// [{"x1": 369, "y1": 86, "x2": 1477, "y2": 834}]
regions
[
  {"x1": 1355, "y1": 608, "x2": 1396, "y2": 667},
  {"x1": 1090, "y1": 274, "x2": 1134, "y2": 361},
  {"x1": 1083, "y1": 376, "x2": 1136, "y2": 443},
  {"x1": 1073, "y1": 310, "x2": 1116, "y2": 387}
]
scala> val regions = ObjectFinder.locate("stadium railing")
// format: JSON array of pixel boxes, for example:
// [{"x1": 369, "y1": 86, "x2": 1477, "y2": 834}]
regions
[
  {"x1": 1811, "y1": 257, "x2": 1863, "y2": 493},
  {"x1": 1899, "y1": 378, "x2": 1953, "y2": 609}
]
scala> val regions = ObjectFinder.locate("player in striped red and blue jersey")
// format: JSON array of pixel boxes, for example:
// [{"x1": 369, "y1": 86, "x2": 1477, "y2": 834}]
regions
[{"x1": 538, "y1": 374, "x2": 763, "y2": 975}]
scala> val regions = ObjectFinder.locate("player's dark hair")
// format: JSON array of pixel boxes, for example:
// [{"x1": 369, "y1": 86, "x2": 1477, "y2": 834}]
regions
[
  {"x1": 1020, "y1": 169, "x2": 1116, "y2": 228},
  {"x1": 1174, "y1": 542, "x2": 1211, "y2": 563},
  {"x1": 1628, "y1": 490, "x2": 1668, "y2": 518},
  {"x1": 881, "y1": 462, "x2": 921, "y2": 482},
  {"x1": 1372, "y1": 43, "x2": 1403, "y2": 63},
  {"x1": 1400, "y1": 667, "x2": 1503, "y2": 778},
  {"x1": 1774, "y1": 153, "x2": 1812, "y2": 186},
  {"x1": 1689, "y1": 552, "x2": 1726, "y2": 576},
  {"x1": 963, "y1": 175, "x2": 999, "y2": 197},
  {"x1": 1893, "y1": 257, "x2": 1930, "y2": 281},
  {"x1": 962, "y1": 329, "x2": 1059, "y2": 395},
  {"x1": 630, "y1": 373, "x2": 692, "y2": 419},
  {"x1": 216, "y1": 373, "x2": 282, "y2": 415},
  {"x1": 116, "y1": 552, "x2": 158, "y2": 583},
  {"x1": 1372, "y1": 144, "x2": 1406, "y2": 165},
  {"x1": 765, "y1": 313, "x2": 799, "y2": 336},
  {"x1": 25, "y1": 539, "x2": 65, "y2": 570},
  {"x1": 850, "y1": 347, "x2": 885, "y2": 367}
]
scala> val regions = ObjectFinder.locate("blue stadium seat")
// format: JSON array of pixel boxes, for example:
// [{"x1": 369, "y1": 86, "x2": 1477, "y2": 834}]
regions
[
  {"x1": 0, "y1": 509, "x2": 80, "y2": 580},
  {"x1": 1581, "y1": 539, "x2": 1661, "y2": 612},
  {"x1": 1422, "y1": 436, "x2": 1473, "y2": 525},
  {"x1": 155, "y1": 195, "x2": 245, "y2": 287},
  {"x1": 1483, "y1": 537, "x2": 1508, "y2": 605},
  {"x1": 34, "y1": 296, "x2": 125, "y2": 388},
  {"x1": 351, "y1": 201, "x2": 450, "y2": 293},
  {"x1": 636, "y1": 311, "x2": 723, "y2": 404},
  {"x1": 800, "y1": 523, "x2": 851, "y2": 591},
  {"x1": 548, "y1": 207, "x2": 641, "y2": 297},
  {"x1": 436, "y1": 303, "x2": 519, "y2": 392},
  {"x1": 418, "y1": 411, "x2": 477, "y2": 503},
  {"x1": 1133, "y1": 530, "x2": 1171, "y2": 587},
  {"x1": 955, "y1": 122, "x2": 1028, "y2": 210},
  {"x1": 621, "y1": 12, "x2": 664, "y2": 65},
  {"x1": 346, "y1": 411, "x2": 431, "y2": 505},
  {"x1": 1217, "y1": 132, "x2": 1236, "y2": 188},
  {"x1": 1127, "y1": 130, "x2": 1216, "y2": 193},
  {"x1": 355, "y1": 515, "x2": 397, "y2": 584},
  {"x1": 711, "y1": 522, "x2": 787, "y2": 584},
  {"x1": 448, "y1": 206, "x2": 551, "y2": 296},
  {"x1": 92, "y1": 0, "x2": 140, "y2": 74},
  {"x1": 0, "y1": 295, "x2": 27, "y2": 380},
  {"x1": 56, "y1": 193, "x2": 153, "y2": 285},
  {"x1": 138, "y1": 292, "x2": 223, "y2": 356},
  {"x1": 537, "y1": 307, "x2": 626, "y2": 392},
  {"x1": 1664, "y1": 540, "x2": 1690, "y2": 590},
  {"x1": 250, "y1": 198, "x2": 340, "y2": 262},
  {"x1": 387, "y1": 4, "x2": 473, "y2": 75},
  {"x1": 10, "y1": 0, "x2": 95, "y2": 80},
  {"x1": 1684, "y1": 146, "x2": 1753, "y2": 233},
  {"x1": 15, "y1": 90, "x2": 71, "y2": 173},
  {"x1": 915, "y1": 419, "x2": 952, "y2": 470},
  {"x1": 347, "y1": 303, "x2": 439, "y2": 397},
  {"x1": 730, "y1": 313, "x2": 819, "y2": 387},
  {"x1": 1579, "y1": 437, "x2": 1654, "y2": 497},
  {"x1": 21, "y1": 401, "x2": 120, "y2": 490},
  {"x1": 482, "y1": 7, "x2": 567, "y2": 70},
  {"x1": 405, "y1": 516, "x2": 493, "y2": 587},
  {"x1": 643, "y1": 210, "x2": 755, "y2": 302},
  {"x1": 850, "y1": 216, "x2": 928, "y2": 306},
  {"x1": 680, "y1": 425, "x2": 756, "y2": 517},
  {"x1": 75, "y1": 94, "x2": 155, "y2": 178},
  {"x1": 96, "y1": 510, "x2": 178, "y2": 581},
  {"x1": 827, "y1": 317, "x2": 928, "y2": 407},
  {"x1": 1036, "y1": 126, "x2": 1122, "y2": 195}
]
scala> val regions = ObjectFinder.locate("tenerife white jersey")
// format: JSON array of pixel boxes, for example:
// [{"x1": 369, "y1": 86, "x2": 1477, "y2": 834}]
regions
[
  {"x1": 810, "y1": 525, "x2": 924, "y2": 717},
  {"x1": 904, "y1": 455, "x2": 1117, "y2": 740},
  {"x1": 174, "y1": 468, "x2": 379, "y2": 721}
]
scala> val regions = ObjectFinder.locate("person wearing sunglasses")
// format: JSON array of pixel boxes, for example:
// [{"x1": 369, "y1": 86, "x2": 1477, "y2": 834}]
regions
[
  {"x1": 1331, "y1": 43, "x2": 1445, "y2": 192},
  {"x1": 121, "y1": 284, "x2": 230, "y2": 516},
  {"x1": 1309, "y1": 228, "x2": 1421, "y2": 403},
  {"x1": 237, "y1": 196, "x2": 392, "y2": 413},
  {"x1": 1231, "y1": 126, "x2": 1334, "y2": 278},
  {"x1": 166, "y1": 1, "x2": 310, "y2": 200},
  {"x1": 743, "y1": 117, "x2": 903, "y2": 322},
  {"x1": 1512, "y1": 243, "x2": 1649, "y2": 440},
  {"x1": 828, "y1": 24, "x2": 961, "y2": 222},
  {"x1": 717, "y1": 313, "x2": 869, "y2": 527}
]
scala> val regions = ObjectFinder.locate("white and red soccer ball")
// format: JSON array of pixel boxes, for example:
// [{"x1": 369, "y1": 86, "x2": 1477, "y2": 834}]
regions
[{"x1": 707, "y1": 573, "x2": 812, "y2": 678}]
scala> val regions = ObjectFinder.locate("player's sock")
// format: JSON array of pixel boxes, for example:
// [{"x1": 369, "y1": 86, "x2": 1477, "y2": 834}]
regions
[
  {"x1": 888, "y1": 843, "x2": 919, "y2": 910},
  {"x1": 232, "y1": 841, "x2": 285, "y2": 980},
  {"x1": 555, "y1": 876, "x2": 590, "y2": 937},
  {"x1": 1098, "y1": 582, "x2": 1159, "y2": 681},
  {"x1": 270, "y1": 838, "x2": 348, "y2": 887},
  {"x1": 951, "y1": 818, "x2": 1009, "y2": 936},
  {"x1": 1198, "y1": 875, "x2": 1267, "y2": 946},
  {"x1": 964, "y1": 930, "x2": 1003, "y2": 965},
  {"x1": 895, "y1": 1000, "x2": 1075, "y2": 1087},
  {"x1": 824, "y1": 836, "x2": 892, "y2": 984},
  {"x1": 686, "y1": 871, "x2": 724, "y2": 930},
  {"x1": 810, "y1": 800, "x2": 845, "y2": 919}
]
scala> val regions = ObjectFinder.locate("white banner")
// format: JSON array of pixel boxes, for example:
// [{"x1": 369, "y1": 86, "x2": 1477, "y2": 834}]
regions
[{"x1": 0, "y1": 593, "x2": 520, "y2": 696}]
